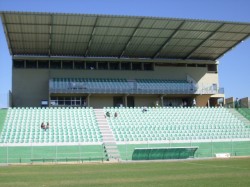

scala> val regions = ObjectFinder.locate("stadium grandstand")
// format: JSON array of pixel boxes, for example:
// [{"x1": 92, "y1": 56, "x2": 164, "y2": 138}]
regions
[{"x1": 0, "y1": 11, "x2": 250, "y2": 163}]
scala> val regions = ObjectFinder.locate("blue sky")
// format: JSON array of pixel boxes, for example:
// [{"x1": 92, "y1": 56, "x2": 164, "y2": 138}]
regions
[{"x1": 0, "y1": 0, "x2": 250, "y2": 107}]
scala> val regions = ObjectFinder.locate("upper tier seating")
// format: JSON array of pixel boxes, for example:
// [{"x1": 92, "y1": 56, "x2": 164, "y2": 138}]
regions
[
  {"x1": 104, "y1": 107, "x2": 250, "y2": 142},
  {"x1": 52, "y1": 78, "x2": 129, "y2": 88},
  {"x1": 50, "y1": 78, "x2": 134, "y2": 93},
  {"x1": 50, "y1": 78, "x2": 194, "y2": 94},
  {"x1": 0, "y1": 107, "x2": 102, "y2": 144},
  {"x1": 136, "y1": 79, "x2": 193, "y2": 93}
]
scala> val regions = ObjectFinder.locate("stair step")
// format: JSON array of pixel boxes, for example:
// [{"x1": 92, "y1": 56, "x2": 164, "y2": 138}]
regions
[
  {"x1": 100, "y1": 129, "x2": 113, "y2": 131},
  {"x1": 101, "y1": 133, "x2": 113, "y2": 135},
  {"x1": 105, "y1": 145, "x2": 117, "y2": 149},
  {"x1": 102, "y1": 137, "x2": 114, "y2": 140},
  {"x1": 94, "y1": 108, "x2": 121, "y2": 161},
  {"x1": 104, "y1": 142, "x2": 117, "y2": 145},
  {"x1": 99, "y1": 127, "x2": 110, "y2": 129},
  {"x1": 107, "y1": 150, "x2": 119, "y2": 153},
  {"x1": 103, "y1": 138, "x2": 115, "y2": 140},
  {"x1": 109, "y1": 154, "x2": 120, "y2": 157},
  {"x1": 103, "y1": 140, "x2": 116, "y2": 143},
  {"x1": 102, "y1": 135, "x2": 114, "y2": 137},
  {"x1": 100, "y1": 131, "x2": 112, "y2": 133}
]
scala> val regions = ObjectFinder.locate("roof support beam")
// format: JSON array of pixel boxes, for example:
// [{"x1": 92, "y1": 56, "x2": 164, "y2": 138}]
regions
[
  {"x1": 5, "y1": 26, "x2": 250, "y2": 37},
  {"x1": 6, "y1": 38, "x2": 245, "y2": 45},
  {"x1": 1, "y1": 13, "x2": 13, "y2": 55},
  {"x1": 85, "y1": 16, "x2": 98, "y2": 57},
  {"x1": 5, "y1": 33, "x2": 245, "y2": 43},
  {"x1": 61, "y1": 15, "x2": 69, "y2": 55},
  {"x1": 215, "y1": 34, "x2": 250, "y2": 60},
  {"x1": 119, "y1": 18, "x2": 144, "y2": 58},
  {"x1": 16, "y1": 14, "x2": 25, "y2": 55},
  {"x1": 13, "y1": 55, "x2": 215, "y2": 64},
  {"x1": 152, "y1": 21, "x2": 185, "y2": 59},
  {"x1": 73, "y1": 15, "x2": 85, "y2": 55},
  {"x1": 184, "y1": 23, "x2": 225, "y2": 59},
  {"x1": 5, "y1": 23, "x2": 250, "y2": 35},
  {"x1": 34, "y1": 15, "x2": 38, "y2": 54},
  {"x1": 48, "y1": 14, "x2": 53, "y2": 56}
]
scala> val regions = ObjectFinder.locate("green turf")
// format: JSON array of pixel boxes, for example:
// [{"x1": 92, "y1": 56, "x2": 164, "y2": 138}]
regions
[
  {"x1": 1, "y1": 158, "x2": 250, "y2": 187},
  {"x1": 0, "y1": 109, "x2": 8, "y2": 131}
]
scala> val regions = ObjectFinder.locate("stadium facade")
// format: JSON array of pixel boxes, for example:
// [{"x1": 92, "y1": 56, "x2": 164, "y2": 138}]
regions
[
  {"x1": 2, "y1": 12, "x2": 250, "y2": 108},
  {"x1": 1, "y1": 12, "x2": 250, "y2": 163}
]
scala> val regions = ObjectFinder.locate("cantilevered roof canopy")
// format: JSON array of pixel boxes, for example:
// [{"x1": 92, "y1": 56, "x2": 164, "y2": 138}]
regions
[{"x1": 1, "y1": 11, "x2": 250, "y2": 60}]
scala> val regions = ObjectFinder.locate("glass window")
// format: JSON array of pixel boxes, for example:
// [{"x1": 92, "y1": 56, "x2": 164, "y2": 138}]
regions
[
  {"x1": 13, "y1": 60, "x2": 25, "y2": 68},
  {"x1": 121, "y1": 62, "x2": 131, "y2": 70},
  {"x1": 26, "y1": 60, "x2": 37, "y2": 68}
]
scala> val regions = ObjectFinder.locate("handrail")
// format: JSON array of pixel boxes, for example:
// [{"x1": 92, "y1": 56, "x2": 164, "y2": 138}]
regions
[{"x1": 49, "y1": 79, "x2": 219, "y2": 95}]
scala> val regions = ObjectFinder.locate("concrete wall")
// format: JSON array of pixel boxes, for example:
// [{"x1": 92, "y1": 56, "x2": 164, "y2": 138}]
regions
[
  {"x1": 12, "y1": 62, "x2": 219, "y2": 107},
  {"x1": 225, "y1": 97, "x2": 234, "y2": 108},
  {"x1": 196, "y1": 95, "x2": 211, "y2": 106},
  {"x1": 154, "y1": 66, "x2": 218, "y2": 85},
  {"x1": 240, "y1": 97, "x2": 249, "y2": 108},
  {"x1": 134, "y1": 95, "x2": 159, "y2": 107},
  {"x1": 12, "y1": 69, "x2": 49, "y2": 107},
  {"x1": 49, "y1": 66, "x2": 218, "y2": 85},
  {"x1": 89, "y1": 95, "x2": 113, "y2": 108}
]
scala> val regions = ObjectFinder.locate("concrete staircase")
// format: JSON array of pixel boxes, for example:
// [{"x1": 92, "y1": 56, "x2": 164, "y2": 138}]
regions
[
  {"x1": 228, "y1": 108, "x2": 250, "y2": 126},
  {"x1": 94, "y1": 109, "x2": 120, "y2": 161}
]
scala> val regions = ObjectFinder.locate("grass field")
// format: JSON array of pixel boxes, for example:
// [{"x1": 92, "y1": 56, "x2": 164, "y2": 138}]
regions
[{"x1": 1, "y1": 158, "x2": 250, "y2": 187}]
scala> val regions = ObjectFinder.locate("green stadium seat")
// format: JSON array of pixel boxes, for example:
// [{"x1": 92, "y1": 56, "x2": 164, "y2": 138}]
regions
[
  {"x1": 0, "y1": 107, "x2": 103, "y2": 145},
  {"x1": 104, "y1": 107, "x2": 250, "y2": 143}
]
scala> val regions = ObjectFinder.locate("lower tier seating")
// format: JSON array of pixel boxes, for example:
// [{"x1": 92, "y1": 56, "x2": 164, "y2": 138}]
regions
[
  {"x1": 104, "y1": 107, "x2": 250, "y2": 142},
  {"x1": 0, "y1": 107, "x2": 102, "y2": 144},
  {"x1": 1, "y1": 107, "x2": 250, "y2": 145}
]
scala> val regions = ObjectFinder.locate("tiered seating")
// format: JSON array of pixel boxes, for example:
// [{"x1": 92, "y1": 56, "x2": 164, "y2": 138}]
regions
[
  {"x1": 0, "y1": 107, "x2": 102, "y2": 144},
  {"x1": 238, "y1": 108, "x2": 250, "y2": 121},
  {"x1": 50, "y1": 78, "x2": 134, "y2": 92},
  {"x1": 104, "y1": 107, "x2": 250, "y2": 142},
  {"x1": 50, "y1": 78, "x2": 194, "y2": 94},
  {"x1": 0, "y1": 109, "x2": 7, "y2": 131},
  {"x1": 83, "y1": 78, "x2": 132, "y2": 91}
]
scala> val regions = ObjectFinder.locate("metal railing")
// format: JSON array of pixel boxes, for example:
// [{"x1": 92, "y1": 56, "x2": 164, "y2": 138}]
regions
[
  {"x1": 0, "y1": 143, "x2": 105, "y2": 164},
  {"x1": 49, "y1": 80, "x2": 219, "y2": 95}
]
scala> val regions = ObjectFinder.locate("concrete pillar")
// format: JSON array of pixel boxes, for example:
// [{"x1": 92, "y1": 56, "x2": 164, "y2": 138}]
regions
[
  {"x1": 161, "y1": 96, "x2": 164, "y2": 107},
  {"x1": 87, "y1": 94, "x2": 91, "y2": 107},
  {"x1": 124, "y1": 95, "x2": 128, "y2": 107}
]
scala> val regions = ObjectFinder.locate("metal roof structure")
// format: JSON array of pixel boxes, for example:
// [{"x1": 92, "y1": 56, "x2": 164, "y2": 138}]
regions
[{"x1": 1, "y1": 11, "x2": 250, "y2": 61}]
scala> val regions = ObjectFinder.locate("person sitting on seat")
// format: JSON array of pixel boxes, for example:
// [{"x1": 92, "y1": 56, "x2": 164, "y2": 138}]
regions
[
  {"x1": 46, "y1": 122, "x2": 49, "y2": 131},
  {"x1": 105, "y1": 111, "x2": 110, "y2": 118},
  {"x1": 114, "y1": 112, "x2": 118, "y2": 118},
  {"x1": 142, "y1": 107, "x2": 148, "y2": 113},
  {"x1": 41, "y1": 122, "x2": 45, "y2": 130},
  {"x1": 192, "y1": 98, "x2": 196, "y2": 107}
]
